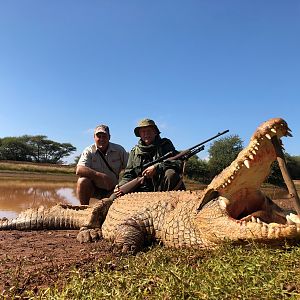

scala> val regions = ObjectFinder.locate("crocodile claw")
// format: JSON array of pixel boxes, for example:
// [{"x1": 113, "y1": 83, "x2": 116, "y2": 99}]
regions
[{"x1": 77, "y1": 227, "x2": 102, "y2": 243}]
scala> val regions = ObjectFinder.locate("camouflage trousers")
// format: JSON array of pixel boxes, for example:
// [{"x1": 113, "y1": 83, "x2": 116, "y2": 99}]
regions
[{"x1": 157, "y1": 169, "x2": 186, "y2": 191}]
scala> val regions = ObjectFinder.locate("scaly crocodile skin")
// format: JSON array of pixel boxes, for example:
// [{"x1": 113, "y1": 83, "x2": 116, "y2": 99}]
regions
[{"x1": 0, "y1": 198, "x2": 112, "y2": 230}]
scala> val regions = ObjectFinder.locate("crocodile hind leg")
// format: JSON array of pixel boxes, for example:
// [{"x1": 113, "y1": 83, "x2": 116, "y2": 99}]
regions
[{"x1": 113, "y1": 219, "x2": 147, "y2": 254}]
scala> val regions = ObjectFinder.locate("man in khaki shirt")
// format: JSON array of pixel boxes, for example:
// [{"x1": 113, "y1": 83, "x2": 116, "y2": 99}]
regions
[{"x1": 76, "y1": 124, "x2": 128, "y2": 205}]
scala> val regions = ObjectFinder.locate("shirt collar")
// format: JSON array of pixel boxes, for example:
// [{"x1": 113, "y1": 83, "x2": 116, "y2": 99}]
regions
[{"x1": 93, "y1": 142, "x2": 116, "y2": 154}]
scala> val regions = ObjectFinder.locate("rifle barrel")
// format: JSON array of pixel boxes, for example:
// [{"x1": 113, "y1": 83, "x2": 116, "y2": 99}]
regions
[
  {"x1": 143, "y1": 151, "x2": 174, "y2": 168},
  {"x1": 186, "y1": 129, "x2": 229, "y2": 152}
]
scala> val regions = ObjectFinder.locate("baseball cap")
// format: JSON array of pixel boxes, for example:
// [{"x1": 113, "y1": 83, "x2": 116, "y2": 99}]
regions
[{"x1": 94, "y1": 124, "x2": 110, "y2": 136}]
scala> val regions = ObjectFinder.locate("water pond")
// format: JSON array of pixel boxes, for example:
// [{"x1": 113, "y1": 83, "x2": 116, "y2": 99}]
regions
[{"x1": 0, "y1": 176, "x2": 79, "y2": 219}]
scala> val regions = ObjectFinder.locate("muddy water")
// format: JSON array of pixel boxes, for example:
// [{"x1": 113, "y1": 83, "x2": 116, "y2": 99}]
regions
[{"x1": 0, "y1": 178, "x2": 80, "y2": 219}]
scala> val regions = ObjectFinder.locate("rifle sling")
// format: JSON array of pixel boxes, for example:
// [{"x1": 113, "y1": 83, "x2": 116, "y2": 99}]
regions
[{"x1": 97, "y1": 149, "x2": 118, "y2": 179}]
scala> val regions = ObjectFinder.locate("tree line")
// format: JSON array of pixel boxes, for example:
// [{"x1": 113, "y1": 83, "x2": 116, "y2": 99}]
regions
[
  {"x1": 1, "y1": 134, "x2": 299, "y2": 186},
  {"x1": 0, "y1": 135, "x2": 76, "y2": 164}
]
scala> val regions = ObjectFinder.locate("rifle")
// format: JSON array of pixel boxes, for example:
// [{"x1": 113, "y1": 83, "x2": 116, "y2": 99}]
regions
[{"x1": 117, "y1": 130, "x2": 229, "y2": 195}]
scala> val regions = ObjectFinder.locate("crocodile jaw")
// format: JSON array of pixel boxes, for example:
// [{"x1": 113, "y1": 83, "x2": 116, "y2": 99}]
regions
[{"x1": 195, "y1": 118, "x2": 299, "y2": 244}]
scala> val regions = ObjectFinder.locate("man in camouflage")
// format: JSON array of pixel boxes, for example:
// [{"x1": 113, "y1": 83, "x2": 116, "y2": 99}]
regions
[{"x1": 115, "y1": 119, "x2": 185, "y2": 196}]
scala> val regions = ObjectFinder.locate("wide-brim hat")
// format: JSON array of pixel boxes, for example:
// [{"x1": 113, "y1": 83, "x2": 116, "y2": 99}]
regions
[{"x1": 134, "y1": 118, "x2": 161, "y2": 137}]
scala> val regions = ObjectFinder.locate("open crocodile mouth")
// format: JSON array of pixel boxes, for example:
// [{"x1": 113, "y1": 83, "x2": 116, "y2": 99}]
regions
[
  {"x1": 198, "y1": 118, "x2": 300, "y2": 238},
  {"x1": 217, "y1": 192, "x2": 300, "y2": 237},
  {"x1": 225, "y1": 190, "x2": 288, "y2": 225}
]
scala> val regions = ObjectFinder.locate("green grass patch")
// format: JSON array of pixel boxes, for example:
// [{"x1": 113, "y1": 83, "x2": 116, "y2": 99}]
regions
[
  {"x1": 0, "y1": 160, "x2": 75, "y2": 175},
  {"x1": 35, "y1": 243, "x2": 300, "y2": 300}
]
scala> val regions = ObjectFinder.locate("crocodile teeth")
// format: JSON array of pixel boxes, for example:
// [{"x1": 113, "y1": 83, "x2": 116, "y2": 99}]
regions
[
  {"x1": 250, "y1": 217, "x2": 261, "y2": 223},
  {"x1": 287, "y1": 216, "x2": 295, "y2": 225},
  {"x1": 249, "y1": 154, "x2": 254, "y2": 160},
  {"x1": 271, "y1": 128, "x2": 277, "y2": 133},
  {"x1": 220, "y1": 197, "x2": 230, "y2": 208},
  {"x1": 262, "y1": 224, "x2": 268, "y2": 236},
  {"x1": 286, "y1": 213, "x2": 300, "y2": 225},
  {"x1": 265, "y1": 133, "x2": 272, "y2": 140},
  {"x1": 244, "y1": 159, "x2": 250, "y2": 168},
  {"x1": 252, "y1": 149, "x2": 257, "y2": 155},
  {"x1": 254, "y1": 146, "x2": 259, "y2": 150}
]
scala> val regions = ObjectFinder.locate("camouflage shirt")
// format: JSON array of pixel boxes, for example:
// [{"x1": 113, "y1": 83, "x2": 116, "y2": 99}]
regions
[{"x1": 118, "y1": 136, "x2": 183, "y2": 192}]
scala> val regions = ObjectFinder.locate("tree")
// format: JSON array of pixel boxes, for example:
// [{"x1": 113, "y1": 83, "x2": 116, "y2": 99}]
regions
[
  {"x1": 73, "y1": 155, "x2": 81, "y2": 165},
  {"x1": 0, "y1": 135, "x2": 76, "y2": 164},
  {"x1": 25, "y1": 135, "x2": 48, "y2": 162},
  {"x1": 0, "y1": 137, "x2": 33, "y2": 161},
  {"x1": 285, "y1": 154, "x2": 300, "y2": 180},
  {"x1": 208, "y1": 135, "x2": 243, "y2": 178},
  {"x1": 266, "y1": 154, "x2": 300, "y2": 186},
  {"x1": 43, "y1": 142, "x2": 76, "y2": 164},
  {"x1": 184, "y1": 156, "x2": 210, "y2": 183}
]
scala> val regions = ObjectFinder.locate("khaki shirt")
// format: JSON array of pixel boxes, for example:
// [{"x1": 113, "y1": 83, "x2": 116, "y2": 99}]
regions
[{"x1": 77, "y1": 142, "x2": 128, "y2": 186}]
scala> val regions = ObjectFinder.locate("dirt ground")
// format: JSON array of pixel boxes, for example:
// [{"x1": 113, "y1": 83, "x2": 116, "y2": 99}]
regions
[
  {"x1": 0, "y1": 197, "x2": 297, "y2": 297},
  {"x1": 0, "y1": 230, "x2": 118, "y2": 297}
]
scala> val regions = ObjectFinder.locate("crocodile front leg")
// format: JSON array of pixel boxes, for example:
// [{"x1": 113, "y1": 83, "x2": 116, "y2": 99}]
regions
[
  {"x1": 113, "y1": 218, "x2": 147, "y2": 254},
  {"x1": 77, "y1": 227, "x2": 103, "y2": 243},
  {"x1": 76, "y1": 197, "x2": 114, "y2": 243}
]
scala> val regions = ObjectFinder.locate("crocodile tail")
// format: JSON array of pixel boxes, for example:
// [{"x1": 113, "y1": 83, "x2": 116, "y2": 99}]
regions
[{"x1": 0, "y1": 204, "x2": 91, "y2": 230}]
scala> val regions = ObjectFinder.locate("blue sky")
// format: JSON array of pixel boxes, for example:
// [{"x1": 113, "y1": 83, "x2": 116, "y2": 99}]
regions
[{"x1": 0, "y1": 1, "x2": 299, "y2": 163}]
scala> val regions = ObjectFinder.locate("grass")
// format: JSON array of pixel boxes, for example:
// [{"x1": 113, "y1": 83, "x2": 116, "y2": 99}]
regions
[
  {"x1": 35, "y1": 243, "x2": 300, "y2": 299},
  {"x1": 0, "y1": 160, "x2": 75, "y2": 175}
]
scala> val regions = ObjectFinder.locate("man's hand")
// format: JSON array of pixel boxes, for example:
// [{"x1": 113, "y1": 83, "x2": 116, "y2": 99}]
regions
[
  {"x1": 114, "y1": 185, "x2": 124, "y2": 197},
  {"x1": 142, "y1": 165, "x2": 156, "y2": 178}
]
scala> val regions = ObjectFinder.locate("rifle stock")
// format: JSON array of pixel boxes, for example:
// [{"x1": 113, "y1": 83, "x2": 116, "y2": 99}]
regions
[
  {"x1": 116, "y1": 129, "x2": 229, "y2": 196},
  {"x1": 119, "y1": 176, "x2": 144, "y2": 194}
]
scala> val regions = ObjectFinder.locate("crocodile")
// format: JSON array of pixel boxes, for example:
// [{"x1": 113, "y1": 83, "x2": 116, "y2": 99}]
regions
[{"x1": 1, "y1": 118, "x2": 299, "y2": 253}]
